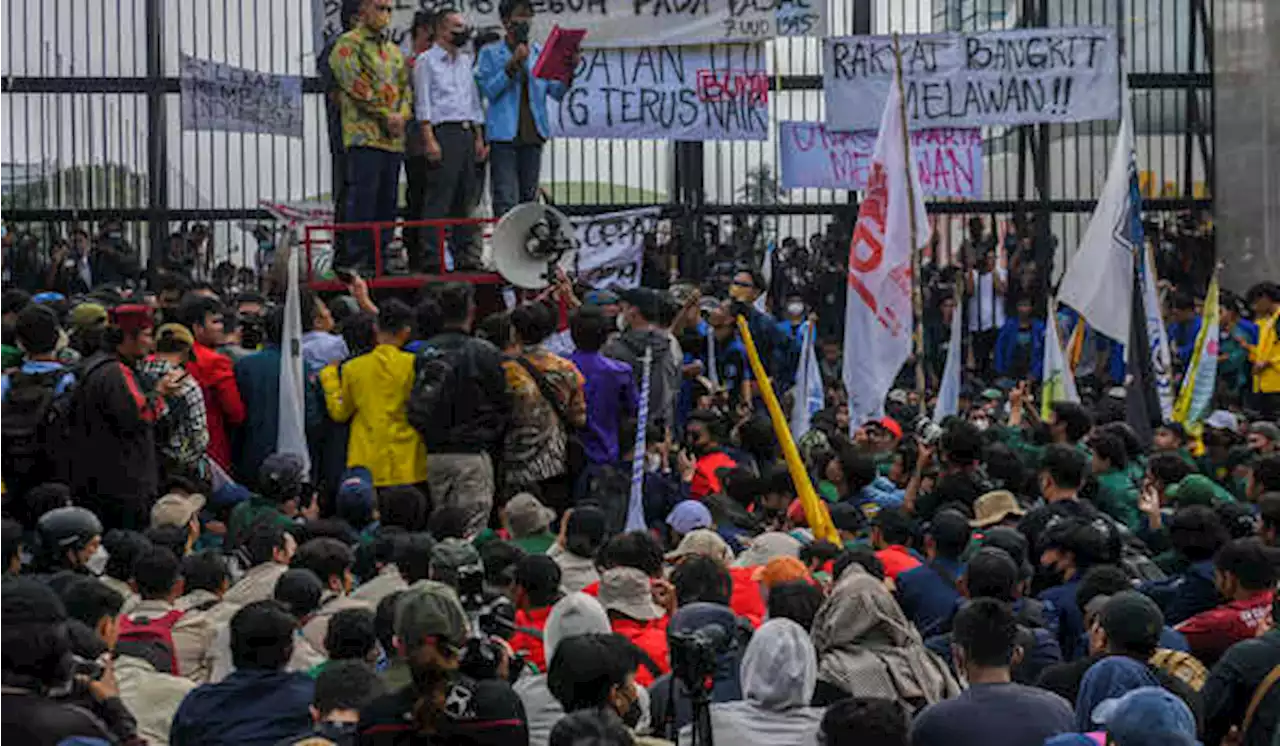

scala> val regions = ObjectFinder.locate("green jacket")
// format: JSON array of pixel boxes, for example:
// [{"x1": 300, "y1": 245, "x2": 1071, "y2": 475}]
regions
[
  {"x1": 226, "y1": 495, "x2": 296, "y2": 549},
  {"x1": 1094, "y1": 468, "x2": 1141, "y2": 531}
]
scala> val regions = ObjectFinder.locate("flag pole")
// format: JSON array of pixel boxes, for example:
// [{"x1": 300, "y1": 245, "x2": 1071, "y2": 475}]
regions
[{"x1": 892, "y1": 33, "x2": 926, "y2": 416}]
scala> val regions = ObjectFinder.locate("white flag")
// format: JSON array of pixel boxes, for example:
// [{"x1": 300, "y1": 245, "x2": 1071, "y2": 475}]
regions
[
  {"x1": 932, "y1": 300, "x2": 964, "y2": 422},
  {"x1": 277, "y1": 233, "x2": 311, "y2": 472},
  {"x1": 790, "y1": 321, "x2": 825, "y2": 439},
  {"x1": 1139, "y1": 241, "x2": 1174, "y2": 419},
  {"x1": 755, "y1": 241, "x2": 775, "y2": 314},
  {"x1": 1057, "y1": 95, "x2": 1135, "y2": 352},
  {"x1": 841, "y1": 72, "x2": 929, "y2": 426},
  {"x1": 1041, "y1": 300, "x2": 1080, "y2": 417}
]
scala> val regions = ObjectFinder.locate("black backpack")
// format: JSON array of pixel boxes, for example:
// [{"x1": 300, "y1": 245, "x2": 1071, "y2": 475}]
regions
[
  {"x1": 406, "y1": 343, "x2": 461, "y2": 446},
  {"x1": 1, "y1": 368, "x2": 73, "y2": 491}
]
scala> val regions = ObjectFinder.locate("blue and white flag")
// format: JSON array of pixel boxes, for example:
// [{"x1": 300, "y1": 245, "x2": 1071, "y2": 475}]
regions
[
  {"x1": 277, "y1": 233, "x2": 311, "y2": 472},
  {"x1": 1139, "y1": 241, "x2": 1174, "y2": 419},
  {"x1": 932, "y1": 298, "x2": 964, "y2": 422},
  {"x1": 789, "y1": 320, "x2": 824, "y2": 439},
  {"x1": 626, "y1": 346, "x2": 654, "y2": 532}
]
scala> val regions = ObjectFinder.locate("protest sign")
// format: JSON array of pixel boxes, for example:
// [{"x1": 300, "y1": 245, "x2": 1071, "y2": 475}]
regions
[
  {"x1": 572, "y1": 206, "x2": 662, "y2": 289},
  {"x1": 180, "y1": 55, "x2": 304, "y2": 137},
  {"x1": 779, "y1": 122, "x2": 984, "y2": 198},
  {"x1": 823, "y1": 27, "x2": 1119, "y2": 130},
  {"x1": 315, "y1": 0, "x2": 824, "y2": 51},
  {"x1": 549, "y1": 45, "x2": 769, "y2": 141}
]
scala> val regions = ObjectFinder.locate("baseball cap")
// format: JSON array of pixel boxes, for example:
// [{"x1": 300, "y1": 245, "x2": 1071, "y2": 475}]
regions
[
  {"x1": 430, "y1": 538, "x2": 481, "y2": 585},
  {"x1": 980, "y1": 388, "x2": 1004, "y2": 402},
  {"x1": 887, "y1": 389, "x2": 909, "y2": 406},
  {"x1": 665, "y1": 528, "x2": 732, "y2": 565},
  {"x1": 1166, "y1": 474, "x2": 1220, "y2": 507},
  {"x1": 753, "y1": 555, "x2": 811, "y2": 588},
  {"x1": 150, "y1": 492, "x2": 206, "y2": 529},
  {"x1": 1205, "y1": 410, "x2": 1239, "y2": 431},
  {"x1": 1092, "y1": 686, "x2": 1198, "y2": 746},
  {"x1": 583, "y1": 289, "x2": 620, "y2": 307},
  {"x1": 829, "y1": 502, "x2": 866, "y2": 534},
  {"x1": 1099, "y1": 591, "x2": 1164, "y2": 654},
  {"x1": 1250, "y1": 421, "x2": 1280, "y2": 442},
  {"x1": 394, "y1": 580, "x2": 469, "y2": 651},
  {"x1": 336, "y1": 466, "x2": 374, "y2": 515},
  {"x1": 970, "y1": 490, "x2": 1026, "y2": 528},
  {"x1": 258, "y1": 452, "x2": 308, "y2": 503},
  {"x1": 504, "y1": 493, "x2": 555, "y2": 538},
  {"x1": 155, "y1": 323, "x2": 195, "y2": 349},
  {"x1": 978, "y1": 526, "x2": 1033, "y2": 579},
  {"x1": 69, "y1": 302, "x2": 108, "y2": 331},
  {"x1": 618, "y1": 287, "x2": 666, "y2": 320},
  {"x1": 876, "y1": 417, "x2": 903, "y2": 439},
  {"x1": 32, "y1": 291, "x2": 66, "y2": 305},
  {"x1": 666, "y1": 500, "x2": 713, "y2": 536},
  {"x1": 110, "y1": 304, "x2": 154, "y2": 334},
  {"x1": 599, "y1": 567, "x2": 663, "y2": 620}
]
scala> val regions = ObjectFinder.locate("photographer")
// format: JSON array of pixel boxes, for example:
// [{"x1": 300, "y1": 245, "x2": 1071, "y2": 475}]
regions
[
  {"x1": 357, "y1": 581, "x2": 528, "y2": 745},
  {"x1": 1, "y1": 578, "x2": 122, "y2": 743},
  {"x1": 650, "y1": 601, "x2": 747, "y2": 735}
]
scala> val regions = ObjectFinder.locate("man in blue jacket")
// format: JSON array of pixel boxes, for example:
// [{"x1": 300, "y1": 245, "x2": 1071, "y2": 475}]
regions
[
  {"x1": 170, "y1": 600, "x2": 314, "y2": 745},
  {"x1": 475, "y1": 0, "x2": 579, "y2": 219}
]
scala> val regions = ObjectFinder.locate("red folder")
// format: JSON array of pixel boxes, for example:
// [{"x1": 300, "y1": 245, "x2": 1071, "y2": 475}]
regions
[{"x1": 532, "y1": 25, "x2": 586, "y2": 83}]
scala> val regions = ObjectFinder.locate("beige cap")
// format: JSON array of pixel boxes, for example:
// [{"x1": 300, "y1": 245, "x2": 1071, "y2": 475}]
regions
[
  {"x1": 664, "y1": 528, "x2": 732, "y2": 565},
  {"x1": 150, "y1": 492, "x2": 206, "y2": 529}
]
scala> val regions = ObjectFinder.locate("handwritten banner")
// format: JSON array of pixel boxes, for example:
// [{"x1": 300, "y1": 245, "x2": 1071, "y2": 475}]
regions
[
  {"x1": 779, "y1": 122, "x2": 984, "y2": 198},
  {"x1": 549, "y1": 45, "x2": 768, "y2": 141},
  {"x1": 316, "y1": 0, "x2": 825, "y2": 51},
  {"x1": 573, "y1": 206, "x2": 662, "y2": 289},
  {"x1": 180, "y1": 55, "x2": 304, "y2": 138},
  {"x1": 823, "y1": 27, "x2": 1119, "y2": 130}
]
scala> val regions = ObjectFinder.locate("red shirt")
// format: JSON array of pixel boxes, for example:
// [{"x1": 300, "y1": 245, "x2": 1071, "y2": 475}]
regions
[
  {"x1": 876, "y1": 545, "x2": 922, "y2": 580},
  {"x1": 690, "y1": 451, "x2": 738, "y2": 499},
  {"x1": 1176, "y1": 589, "x2": 1274, "y2": 666},
  {"x1": 510, "y1": 605, "x2": 554, "y2": 672},
  {"x1": 728, "y1": 566, "x2": 765, "y2": 627},
  {"x1": 186, "y1": 343, "x2": 245, "y2": 471},
  {"x1": 610, "y1": 616, "x2": 670, "y2": 687}
]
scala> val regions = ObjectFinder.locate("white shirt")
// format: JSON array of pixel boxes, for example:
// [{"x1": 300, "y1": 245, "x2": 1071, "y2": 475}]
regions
[
  {"x1": 414, "y1": 45, "x2": 483, "y2": 125},
  {"x1": 967, "y1": 267, "x2": 1007, "y2": 332}
]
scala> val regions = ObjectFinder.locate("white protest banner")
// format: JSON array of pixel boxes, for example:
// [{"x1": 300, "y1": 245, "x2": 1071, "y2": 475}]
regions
[
  {"x1": 780, "y1": 122, "x2": 984, "y2": 198},
  {"x1": 823, "y1": 27, "x2": 1119, "y2": 130},
  {"x1": 550, "y1": 45, "x2": 768, "y2": 141},
  {"x1": 572, "y1": 206, "x2": 662, "y2": 289},
  {"x1": 316, "y1": 0, "x2": 825, "y2": 51},
  {"x1": 180, "y1": 55, "x2": 304, "y2": 138}
]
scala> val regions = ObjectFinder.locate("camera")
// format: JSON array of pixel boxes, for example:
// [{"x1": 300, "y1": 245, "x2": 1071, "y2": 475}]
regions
[
  {"x1": 913, "y1": 415, "x2": 943, "y2": 446},
  {"x1": 669, "y1": 624, "x2": 730, "y2": 695},
  {"x1": 456, "y1": 564, "x2": 519, "y2": 682},
  {"x1": 69, "y1": 654, "x2": 105, "y2": 681}
]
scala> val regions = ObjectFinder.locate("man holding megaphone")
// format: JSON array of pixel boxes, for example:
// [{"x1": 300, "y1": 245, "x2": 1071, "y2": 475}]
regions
[{"x1": 475, "y1": 0, "x2": 580, "y2": 220}]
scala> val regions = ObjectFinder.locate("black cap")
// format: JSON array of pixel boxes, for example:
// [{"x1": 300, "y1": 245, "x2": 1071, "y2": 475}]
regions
[
  {"x1": 259, "y1": 452, "x2": 307, "y2": 504},
  {"x1": 978, "y1": 526, "x2": 1033, "y2": 579},
  {"x1": 618, "y1": 287, "x2": 666, "y2": 321},
  {"x1": 1100, "y1": 591, "x2": 1164, "y2": 654},
  {"x1": 829, "y1": 502, "x2": 865, "y2": 533}
]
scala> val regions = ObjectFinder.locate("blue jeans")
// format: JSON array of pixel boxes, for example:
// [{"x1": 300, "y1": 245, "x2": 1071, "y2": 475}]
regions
[
  {"x1": 342, "y1": 146, "x2": 403, "y2": 269},
  {"x1": 489, "y1": 142, "x2": 543, "y2": 219}
]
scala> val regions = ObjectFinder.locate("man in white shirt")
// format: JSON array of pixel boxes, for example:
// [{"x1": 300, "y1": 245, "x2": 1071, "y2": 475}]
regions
[
  {"x1": 965, "y1": 246, "x2": 1007, "y2": 380},
  {"x1": 414, "y1": 10, "x2": 488, "y2": 272}
]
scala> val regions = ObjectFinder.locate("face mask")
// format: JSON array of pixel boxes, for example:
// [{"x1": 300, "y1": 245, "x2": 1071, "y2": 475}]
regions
[
  {"x1": 728, "y1": 285, "x2": 752, "y2": 302},
  {"x1": 85, "y1": 545, "x2": 108, "y2": 576},
  {"x1": 971, "y1": 417, "x2": 990, "y2": 431},
  {"x1": 106, "y1": 231, "x2": 122, "y2": 242},
  {"x1": 620, "y1": 695, "x2": 643, "y2": 728},
  {"x1": 645, "y1": 453, "x2": 662, "y2": 472},
  {"x1": 616, "y1": 313, "x2": 628, "y2": 332},
  {"x1": 511, "y1": 20, "x2": 531, "y2": 40},
  {"x1": 451, "y1": 28, "x2": 472, "y2": 46},
  {"x1": 786, "y1": 301, "x2": 804, "y2": 317}
]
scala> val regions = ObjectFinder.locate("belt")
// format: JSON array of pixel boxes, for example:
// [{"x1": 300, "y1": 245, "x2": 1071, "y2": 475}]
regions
[{"x1": 435, "y1": 121, "x2": 473, "y2": 131}]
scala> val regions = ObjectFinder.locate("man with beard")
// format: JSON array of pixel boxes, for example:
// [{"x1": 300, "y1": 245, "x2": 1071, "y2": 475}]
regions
[{"x1": 357, "y1": 581, "x2": 527, "y2": 745}]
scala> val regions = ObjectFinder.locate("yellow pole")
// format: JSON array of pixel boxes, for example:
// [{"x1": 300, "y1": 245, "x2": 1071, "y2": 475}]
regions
[{"x1": 735, "y1": 314, "x2": 839, "y2": 544}]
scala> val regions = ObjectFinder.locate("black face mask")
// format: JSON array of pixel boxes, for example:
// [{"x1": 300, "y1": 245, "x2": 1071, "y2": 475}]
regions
[
  {"x1": 620, "y1": 698, "x2": 643, "y2": 728},
  {"x1": 451, "y1": 28, "x2": 471, "y2": 47}
]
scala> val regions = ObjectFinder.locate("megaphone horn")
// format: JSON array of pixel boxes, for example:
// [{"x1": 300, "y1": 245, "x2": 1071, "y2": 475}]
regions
[{"x1": 491, "y1": 203, "x2": 579, "y2": 290}]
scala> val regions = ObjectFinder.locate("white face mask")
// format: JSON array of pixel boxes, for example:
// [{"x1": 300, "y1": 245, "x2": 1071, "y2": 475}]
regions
[
  {"x1": 645, "y1": 453, "x2": 663, "y2": 472},
  {"x1": 786, "y1": 302, "x2": 805, "y2": 317},
  {"x1": 85, "y1": 544, "x2": 109, "y2": 576},
  {"x1": 616, "y1": 313, "x2": 628, "y2": 332}
]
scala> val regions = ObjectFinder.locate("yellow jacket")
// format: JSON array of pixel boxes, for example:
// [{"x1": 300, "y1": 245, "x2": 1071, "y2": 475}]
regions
[
  {"x1": 320, "y1": 344, "x2": 427, "y2": 486},
  {"x1": 1252, "y1": 310, "x2": 1280, "y2": 394}
]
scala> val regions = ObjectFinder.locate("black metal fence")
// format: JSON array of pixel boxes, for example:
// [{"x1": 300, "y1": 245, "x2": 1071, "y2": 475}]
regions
[{"x1": 2, "y1": 0, "x2": 1213, "y2": 275}]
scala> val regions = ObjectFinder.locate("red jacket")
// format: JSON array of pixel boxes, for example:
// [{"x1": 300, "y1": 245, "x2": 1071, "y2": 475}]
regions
[
  {"x1": 876, "y1": 545, "x2": 923, "y2": 580},
  {"x1": 690, "y1": 451, "x2": 738, "y2": 499},
  {"x1": 510, "y1": 605, "x2": 554, "y2": 672},
  {"x1": 186, "y1": 343, "x2": 245, "y2": 471},
  {"x1": 610, "y1": 616, "x2": 670, "y2": 687},
  {"x1": 728, "y1": 566, "x2": 765, "y2": 627},
  {"x1": 1176, "y1": 589, "x2": 1274, "y2": 666}
]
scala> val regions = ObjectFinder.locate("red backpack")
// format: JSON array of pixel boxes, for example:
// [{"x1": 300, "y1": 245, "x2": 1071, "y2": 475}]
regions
[{"x1": 116, "y1": 609, "x2": 185, "y2": 675}]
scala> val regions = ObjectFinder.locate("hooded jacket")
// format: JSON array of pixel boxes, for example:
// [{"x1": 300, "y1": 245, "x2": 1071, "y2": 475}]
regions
[
  {"x1": 603, "y1": 327, "x2": 679, "y2": 429},
  {"x1": 810, "y1": 564, "x2": 960, "y2": 710},
  {"x1": 515, "y1": 593, "x2": 612, "y2": 746},
  {"x1": 685, "y1": 618, "x2": 824, "y2": 746},
  {"x1": 319, "y1": 344, "x2": 427, "y2": 487}
]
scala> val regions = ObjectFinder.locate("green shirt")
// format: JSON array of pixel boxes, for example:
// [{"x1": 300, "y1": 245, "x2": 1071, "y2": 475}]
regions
[{"x1": 511, "y1": 532, "x2": 556, "y2": 555}]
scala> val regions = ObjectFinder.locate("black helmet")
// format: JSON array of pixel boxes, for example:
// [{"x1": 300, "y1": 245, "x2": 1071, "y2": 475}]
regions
[{"x1": 36, "y1": 506, "x2": 103, "y2": 555}]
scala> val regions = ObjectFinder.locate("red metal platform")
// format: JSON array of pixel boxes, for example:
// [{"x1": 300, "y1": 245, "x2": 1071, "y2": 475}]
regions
[{"x1": 301, "y1": 217, "x2": 504, "y2": 290}]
